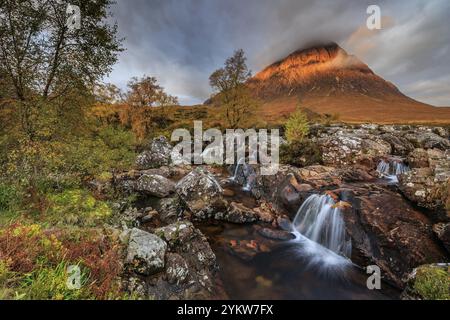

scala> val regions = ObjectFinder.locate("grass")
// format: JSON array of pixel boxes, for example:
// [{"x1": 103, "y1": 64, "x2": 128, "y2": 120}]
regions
[{"x1": 0, "y1": 223, "x2": 126, "y2": 300}]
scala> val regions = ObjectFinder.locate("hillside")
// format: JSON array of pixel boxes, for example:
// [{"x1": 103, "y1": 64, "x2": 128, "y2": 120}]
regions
[{"x1": 246, "y1": 43, "x2": 450, "y2": 124}]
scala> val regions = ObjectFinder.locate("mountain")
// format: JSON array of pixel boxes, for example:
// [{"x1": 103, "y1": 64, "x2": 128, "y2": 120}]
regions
[{"x1": 247, "y1": 42, "x2": 450, "y2": 124}]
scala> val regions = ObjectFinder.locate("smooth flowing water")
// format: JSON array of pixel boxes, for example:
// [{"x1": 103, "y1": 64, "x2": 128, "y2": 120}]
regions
[
  {"x1": 199, "y1": 222, "x2": 399, "y2": 300},
  {"x1": 376, "y1": 158, "x2": 410, "y2": 184},
  {"x1": 292, "y1": 194, "x2": 352, "y2": 258}
]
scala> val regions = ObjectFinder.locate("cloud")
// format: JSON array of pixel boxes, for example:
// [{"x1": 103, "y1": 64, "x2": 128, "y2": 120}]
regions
[{"x1": 106, "y1": 0, "x2": 450, "y2": 106}]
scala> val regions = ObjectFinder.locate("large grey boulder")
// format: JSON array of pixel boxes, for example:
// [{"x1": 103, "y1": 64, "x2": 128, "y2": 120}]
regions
[
  {"x1": 175, "y1": 167, "x2": 226, "y2": 219},
  {"x1": 126, "y1": 228, "x2": 167, "y2": 275},
  {"x1": 316, "y1": 130, "x2": 391, "y2": 166},
  {"x1": 135, "y1": 174, "x2": 175, "y2": 197},
  {"x1": 136, "y1": 136, "x2": 173, "y2": 169},
  {"x1": 399, "y1": 149, "x2": 449, "y2": 221},
  {"x1": 404, "y1": 131, "x2": 450, "y2": 150}
]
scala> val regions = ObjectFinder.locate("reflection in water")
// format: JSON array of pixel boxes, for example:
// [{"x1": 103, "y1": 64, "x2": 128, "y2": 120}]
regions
[{"x1": 199, "y1": 222, "x2": 399, "y2": 300}]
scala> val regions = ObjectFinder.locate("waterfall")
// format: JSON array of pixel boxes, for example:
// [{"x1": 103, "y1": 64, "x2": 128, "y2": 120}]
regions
[
  {"x1": 376, "y1": 158, "x2": 410, "y2": 183},
  {"x1": 292, "y1": 194, "x2": 352, "y2": 259},
  {"x1": 229, "y1": 157, "x2": 245, "y2": 182},
  {"x1": 229, "y1": 157, "x2": 257, "y2": 192}
]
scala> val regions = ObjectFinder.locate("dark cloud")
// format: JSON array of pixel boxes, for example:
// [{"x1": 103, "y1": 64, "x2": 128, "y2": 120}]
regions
[{"x1": 106, "y1": 0, "x2": 450, "y2": 106}]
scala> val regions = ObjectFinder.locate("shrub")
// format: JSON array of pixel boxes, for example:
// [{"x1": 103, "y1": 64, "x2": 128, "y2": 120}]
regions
[
  {"x1": 46, "y1": 189, "x2": 112, "y2": 227},
  {"x1": 0, "y1": 223, "x2": 125, "y2": 300},
  {"x1": 280, "y1": 139, "x2": 322, "y2": 167},
  {"x1": 285, "y1": 108, "x2": 310, "y2": 143},
  {"x1": 0, "y1": 183, "x2": 19, "y2": 212},
  {"x1": 414, "y1": 266, "x2": 450, "y2": 300}
]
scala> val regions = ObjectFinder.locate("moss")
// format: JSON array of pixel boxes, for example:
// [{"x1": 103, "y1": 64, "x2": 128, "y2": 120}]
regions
[
  {"x1": 46, "y1": 189, "x2": 112, "y2": 227},
  {"x1": 413, "y1": 265, "x2": 450, "y2": 300}
]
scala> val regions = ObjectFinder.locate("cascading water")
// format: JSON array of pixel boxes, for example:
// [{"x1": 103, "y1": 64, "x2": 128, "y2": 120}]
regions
[
  {"x1": 292, "y1": 194, "x2": 352, "y2": 259},
  {"x1": 376, "y1": 158, "x2": 409, "y2": 183},
  {"x1": 229, "y1": 157, "x2": 245, "y2": 182},
  {"x1": 229, "y1": 157, "x2": 257, "y2": 192}
]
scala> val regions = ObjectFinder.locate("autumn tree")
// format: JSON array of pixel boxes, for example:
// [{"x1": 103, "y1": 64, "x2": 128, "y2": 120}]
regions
[
  {"x1": 0, "y1": 0, "x2": 123, "y2": 138},
  {"x1": 94, "y1": 83, "x2": 123, "y2": 104},
  {"x1": 209, "y1": 49, "x2": 257, "y2": 128},
  {"x1": 126, "y1": 75, "x2": 178, "y2": 107}
]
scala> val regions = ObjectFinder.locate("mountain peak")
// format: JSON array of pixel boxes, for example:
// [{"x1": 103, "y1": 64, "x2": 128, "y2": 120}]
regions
[{"x1": 247, "y1": 42, "x2": 403, "y2": 100}]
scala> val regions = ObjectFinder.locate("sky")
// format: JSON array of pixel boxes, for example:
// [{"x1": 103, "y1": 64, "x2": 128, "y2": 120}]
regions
[{"x1": 106, "y1": 0, "x2": 450, "y2": 106}]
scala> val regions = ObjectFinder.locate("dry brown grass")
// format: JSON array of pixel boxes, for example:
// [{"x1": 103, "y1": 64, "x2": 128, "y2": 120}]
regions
[{"x1": 259, "y1": 95, "x2": 450, "y2": 125}]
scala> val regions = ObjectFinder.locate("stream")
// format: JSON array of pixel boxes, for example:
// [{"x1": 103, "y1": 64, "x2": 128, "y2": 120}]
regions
[{"x1": 197, "y1": 172, "x2": 401, "y2": 300}]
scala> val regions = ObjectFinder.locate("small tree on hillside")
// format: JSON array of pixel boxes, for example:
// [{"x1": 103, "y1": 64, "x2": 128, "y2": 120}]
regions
[
  {"x1": 285, "y1": 107, "x2": 310, "y2": 142},
  {"x1": 209, "y1": 49, "x2": 257, "y2": 128},
  {"x1": 126, "y1": 75, "x2": 178, "y2": 107}
]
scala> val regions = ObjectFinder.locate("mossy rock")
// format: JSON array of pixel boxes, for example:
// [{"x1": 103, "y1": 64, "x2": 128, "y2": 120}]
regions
[{"x1": 402, "y1": 264, "x2": 450, "y2": 300}]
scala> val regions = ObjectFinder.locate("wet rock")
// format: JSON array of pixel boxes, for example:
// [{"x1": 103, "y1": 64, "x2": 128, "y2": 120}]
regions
[
  {"x1": 226, "y1": 239, "x2": 271, "y2": 261},
  {"x1": 406, "y1": 148, "x2": 430, "y2": 168},
  {"x1": 252, "y1": 202, "x2": 276, "y2": 223},
  {"x1": 380, "y1": 133, "x2": 415, "y2": 156},
  {"x1": 398, "y1": 149, "x2": 449, "y2": 221},
  {"x1": 404, "y1": 131, "x2": 450, "y2": 150},
  {"x1": 433, "y1": 223, "x2": 450, "y2": 253},
  {"x1": 165, "y1": 253, "x2": 190, "y2": 285},
  {"x1": 215, "y1": 202, "x2": 258, "y2": 223},
  {"x1": 126, "y1": 228, "x2": 167, "y2": 276},
  {"x1": 258, "y1": 227, "x2": 295, "y2": 241},
  {"x1": 337, "y1": 165, "x2": 376, "y2": 182},
  {"x1": 250, "y1": 165, "x2": 342, "y2": 216},
  {"x1": 135, "y1": 174, "x2": 175, "y2": 197},
  {"x1": 136, "y1": 136, "x2": 173, "y2": 169},
  {"x1": 175, "y1": 167, "x2": 226, "y2": 219},
  {"x1": 336, "y1": 186, "x2": 448, "y2": 288}
]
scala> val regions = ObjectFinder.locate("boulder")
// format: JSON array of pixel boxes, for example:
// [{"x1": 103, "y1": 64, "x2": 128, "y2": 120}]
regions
[
  {"x1": 165, "y1": 253, "x2": 190, "y2": 285},
  {"x1": 135, "y1": 174, "x2": 175, "y2": 197},
  {"x1": 404, "y1": 131, "x2": 450, "y2": 150},
  {"x1": 399, "y1": 149, "x2": 449, "y2": 221},
  {"x1": 406, "y1": 148, "x2": 430, "y2": 168},
  {"x1": 175, "y1": 167, "x2": 226, "y2": 219},
  {"x1": 257, "y1": 227, "x2": 295, "y2": 241},
  {"x1": 126, "y1": 228, "x2": 167, "y2": 275},
  {"x1": 214, "y1": 202, "x2": 258, "y2": 223},
  {"x1": 136, "y1": 136, "x2": 173, "y2": 169},
  {"x1": 336, "y1": 185, "x2": 448, "y2": 288},
  {"x1": 158, "y1": 196, "x2": 183, "y2": 224},
  {"x1": 433, "y1": 223, "x2": 450, "y2": 253},
  {"x1": 380, "y1": 133, "x2": 415, "y2": 156},
  {"x1": 317, "y1": 131, "x2": 391, "y2": 166},
  {"x1": 401, "y1": 263, "x2": 450, "y2": 300}
]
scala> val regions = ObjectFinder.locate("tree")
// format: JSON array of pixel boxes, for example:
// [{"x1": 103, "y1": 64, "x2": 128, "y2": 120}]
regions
[
  {"x1": 94, "y1": 83, "x2": 123, "y2": 104},
  {"x1": 125, "y1": 75, "x2": 178, "y2": 107},
  {"x1": 285, "y1": 107, "x2": 310, "y2": 143},
  {"x1": 0, "y1": 0, "x2": 123, "y2": 139},
  {"x1": 209, "y1": 49, "x2": 257, "y2": 128}
]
